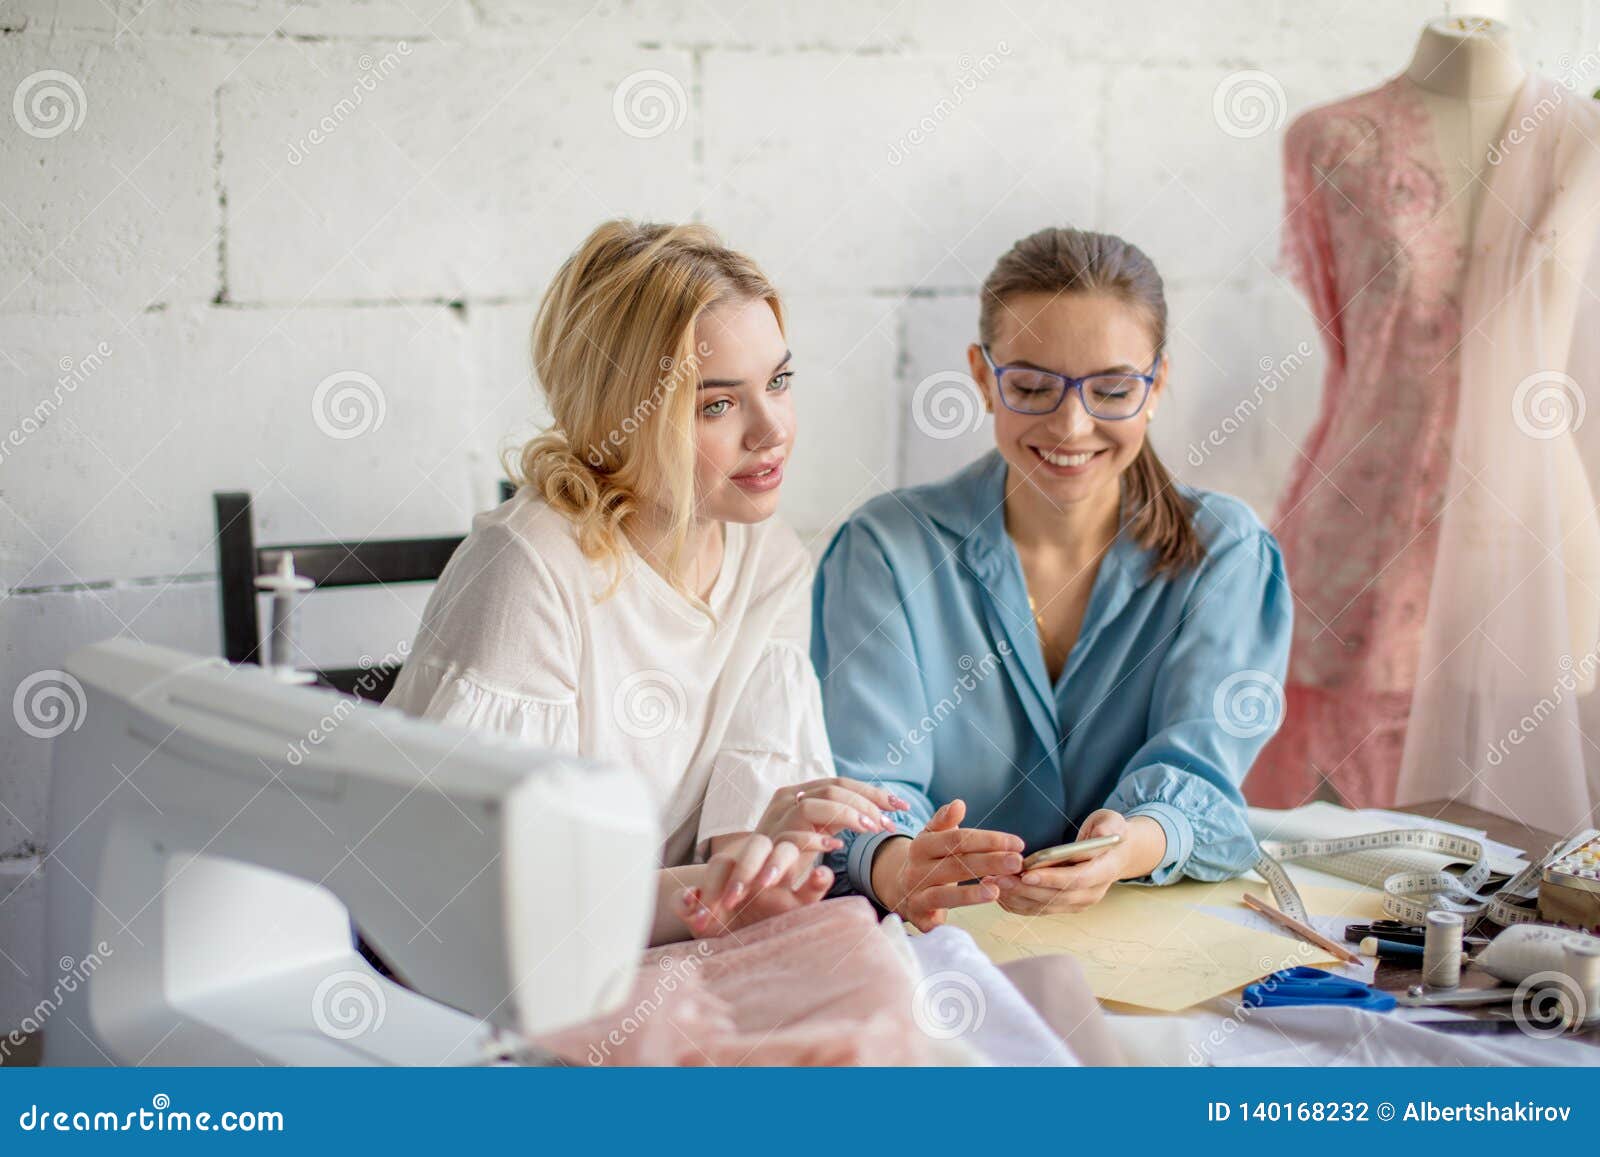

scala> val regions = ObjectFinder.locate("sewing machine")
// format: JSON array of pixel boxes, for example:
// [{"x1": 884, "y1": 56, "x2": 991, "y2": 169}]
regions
[{"x1": 42, "y1": 639, "x2": 658, "y2": 1066}]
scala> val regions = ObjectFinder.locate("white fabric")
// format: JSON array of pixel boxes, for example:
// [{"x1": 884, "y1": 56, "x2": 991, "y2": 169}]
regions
[
  {"x1": 905, "y1": 925, "x2": 1078, "y2": 1067},
  {"x1": 385, "y1": 487, "x2": 831, "y2": 867},
  {"x1": 1396, "y1": 74, "x2": 1600, "y2": 831},
  {"x1": 1207, "y1": 1005, "x2": 1600, "y2": 1067},
  {"x1": 873, "y1": 916, "x2": 988, "y2": 1066},
  {"x1": 1105, "y1": 999, "x2": 1600, "y2": 1067}
]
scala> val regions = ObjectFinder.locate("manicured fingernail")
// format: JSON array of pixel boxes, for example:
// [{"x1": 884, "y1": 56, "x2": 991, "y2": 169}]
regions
[
  {"x1": 857, "y1": 811, "x2": 878, "y2": 830},
  {"x1": 889, "y1": 796, "x2": 910, "y2": 810},
  {"x1": 724, "y1": 881, "x2": 745, "y2": 905},
  {"x1": 1022, "y1": 873, "x2": 1039, "y2": 885},
  {"x1": 759, "y1": 865, "x2": 781, "y2": 888},
  {"x1": 825, "y1": 837, "x2": 843, "y2": 850}
]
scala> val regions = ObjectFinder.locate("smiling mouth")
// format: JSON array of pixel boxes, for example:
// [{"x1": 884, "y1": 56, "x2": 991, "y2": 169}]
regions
[{"x1": 1031, "y1": 446, "x2": 1106, "y2": 468}]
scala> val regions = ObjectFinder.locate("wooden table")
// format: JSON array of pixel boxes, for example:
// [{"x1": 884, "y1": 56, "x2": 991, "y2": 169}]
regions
[{"x1": 1379, "y1": 799, "x2": 1596, "y2": 1041}]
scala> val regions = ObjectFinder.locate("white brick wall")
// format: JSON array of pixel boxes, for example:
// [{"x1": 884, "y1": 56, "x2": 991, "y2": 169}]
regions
[{"x1": 2, "y1": 0, "x2": 1595, "y2": 1038}]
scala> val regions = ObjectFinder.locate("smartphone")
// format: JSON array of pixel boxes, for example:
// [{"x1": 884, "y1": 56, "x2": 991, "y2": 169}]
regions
[{"x1": 1021, "y1": 833, "x2": 1122, "y2": 871}]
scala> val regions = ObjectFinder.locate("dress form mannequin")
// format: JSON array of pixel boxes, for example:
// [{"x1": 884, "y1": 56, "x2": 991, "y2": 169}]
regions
[
  {"x1": 1407, "y1": 16, "x2": 1600, "y2": 691},
  {"x1": 1403, "y1": 16, "x2": 1524, "y2": 232},
  {"x1": 1251, "y1": 20, "x2": 1600, "y2": 817}
]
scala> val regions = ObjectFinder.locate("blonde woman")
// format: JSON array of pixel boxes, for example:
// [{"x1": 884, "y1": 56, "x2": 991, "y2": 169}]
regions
[{"x1": 387, "y1": 221, "x2": 901, "y2": 945}]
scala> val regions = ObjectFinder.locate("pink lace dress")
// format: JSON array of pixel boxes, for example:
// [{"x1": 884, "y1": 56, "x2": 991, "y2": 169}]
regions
[{"x1": 1249, "y1": 76, "x2": 1465, "y2": 809}]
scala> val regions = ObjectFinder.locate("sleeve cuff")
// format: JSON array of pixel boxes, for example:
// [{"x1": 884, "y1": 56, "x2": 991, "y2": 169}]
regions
[
  {"x1": 846, "y1": 829, "x2": 908, "y2": 910},
  {"x1": 1124, "y1": 801, "x2": 1193, "y2": 885}
]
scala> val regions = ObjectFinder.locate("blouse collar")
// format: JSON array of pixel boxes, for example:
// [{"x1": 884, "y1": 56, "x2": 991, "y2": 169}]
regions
[
  {"x1": 919, "y1": 449, "x2": 1161, "y2": 612},
  {"x1": 912, "y1": 450, "x2": 1165, "y2": 759},
  {"x1": 625, "y1": 519, "x2": 744, "y2": 628}
]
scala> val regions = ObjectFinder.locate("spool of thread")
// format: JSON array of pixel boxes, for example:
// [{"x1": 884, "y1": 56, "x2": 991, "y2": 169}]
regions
[
  {"x1": 1561, "y1": 940, "x2": 1600, "y2": 1025},
  {"x1": 1422, "y1": 911, "x2": 1464, "y2": 988},
  {"x1": 255, "y1": 552, "x2": 316, "y2": 684}
]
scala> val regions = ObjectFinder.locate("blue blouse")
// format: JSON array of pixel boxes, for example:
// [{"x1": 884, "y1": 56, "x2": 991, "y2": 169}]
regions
[{"x1": 811, "y1": 450, "x2": 1292, "y2": 905}]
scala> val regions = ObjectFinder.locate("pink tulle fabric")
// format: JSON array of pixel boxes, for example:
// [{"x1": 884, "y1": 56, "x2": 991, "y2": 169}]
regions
[
  {"x1": 532, "y1": 897, "x2": 932, "y2": 1066},
  {"x1": 1250, "y1": 76, "x2": 1467, "y2": 809}
]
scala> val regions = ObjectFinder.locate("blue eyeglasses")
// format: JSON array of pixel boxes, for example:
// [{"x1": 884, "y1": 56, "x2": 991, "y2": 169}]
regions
[{"x1": 979, "y1": 345, "x2": 1161, "y2": 420}]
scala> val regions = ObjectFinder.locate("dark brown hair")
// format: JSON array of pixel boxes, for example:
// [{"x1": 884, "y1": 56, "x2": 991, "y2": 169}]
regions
[{"x1": 977, "y1": 226, "x2": 1202, "y2": 577}]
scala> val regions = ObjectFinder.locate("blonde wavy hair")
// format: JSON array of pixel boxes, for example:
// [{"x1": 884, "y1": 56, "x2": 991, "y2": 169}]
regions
[{"x1": 501, "y1": 220, "x2": 784, "y2": 597}]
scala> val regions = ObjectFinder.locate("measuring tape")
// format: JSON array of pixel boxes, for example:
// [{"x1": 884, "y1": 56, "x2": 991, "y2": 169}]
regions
[{"x1": 1253, "y1": 828, "x2": 1547, "y2": 928}]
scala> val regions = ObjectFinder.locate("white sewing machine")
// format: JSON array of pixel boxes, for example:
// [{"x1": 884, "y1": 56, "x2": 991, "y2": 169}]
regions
[{"x1": 42, "y1": 639, "x2": 658, "y2": 1066}]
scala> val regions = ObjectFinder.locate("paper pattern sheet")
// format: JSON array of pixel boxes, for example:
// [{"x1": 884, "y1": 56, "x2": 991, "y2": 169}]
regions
[{"x1": 947, "y1": 886, "x2": 1338, "y2": 1013}]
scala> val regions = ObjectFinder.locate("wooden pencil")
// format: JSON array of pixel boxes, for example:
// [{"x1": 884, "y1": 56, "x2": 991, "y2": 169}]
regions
[{"x1": 1242, "y1": 891, "x2": 1363, "y2": 966}]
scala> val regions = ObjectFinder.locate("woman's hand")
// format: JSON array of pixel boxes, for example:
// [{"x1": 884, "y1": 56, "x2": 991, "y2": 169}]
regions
[
  {"x1": 673, "y1": 830, "x2": 837, "y2": 938},
  {"x1": 753, "y1": 777, "x2": 910, "y2": 843},
  {"x1": 870, "y1": 799, "x2": 1024, "y2": 933},
  {"x1": 994, "y1": 810, "x2": 1165, "y2": 915}
]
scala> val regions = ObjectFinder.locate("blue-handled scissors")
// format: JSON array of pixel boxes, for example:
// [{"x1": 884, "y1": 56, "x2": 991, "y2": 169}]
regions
[{"x1": 1241, "y1": 966, "x2": 1396, "y2": 1012}]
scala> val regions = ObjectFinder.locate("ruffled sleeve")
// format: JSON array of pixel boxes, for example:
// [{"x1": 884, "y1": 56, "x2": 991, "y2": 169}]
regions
[
  {"x1": 695, "y1": 554, "x2": 837, "y2": 852},
  {"x1": 1103, "y1": 526, "x2": 1293, "y2": 884},
  {"x1": 384, "y1": 519, "x2": 581, "y2": 755},
  {"x1": 390, "y1": 658, "x2": 579, "y2": 754}
]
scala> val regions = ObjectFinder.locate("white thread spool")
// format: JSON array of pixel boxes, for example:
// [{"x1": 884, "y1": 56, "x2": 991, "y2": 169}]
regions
[
  {"x1": 1422, "y1": 910, "x2": 1463, "y2": 988},
  {"x1": 1561, "y1": 940, "x2": 1600, "y2": 1025},
  {"x1": 255, "y1": 552, "x2": 316, "y2": 684}
]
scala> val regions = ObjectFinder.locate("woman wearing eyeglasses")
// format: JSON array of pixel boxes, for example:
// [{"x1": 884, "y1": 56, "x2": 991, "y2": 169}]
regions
[{"x1": 811, "y1": 227, "x2": 1292, "y2": 930}]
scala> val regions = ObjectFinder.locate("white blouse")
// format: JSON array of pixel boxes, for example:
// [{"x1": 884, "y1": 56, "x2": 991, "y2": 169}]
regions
[{"x1": 384, "y1": 487, "x2": 834, "y2": 868}]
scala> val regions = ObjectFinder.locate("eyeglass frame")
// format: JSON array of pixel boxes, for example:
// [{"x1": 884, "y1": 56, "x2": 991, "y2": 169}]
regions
[{"x1": 978, "y1": 344, "x2": 1163, "y2": 420}]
